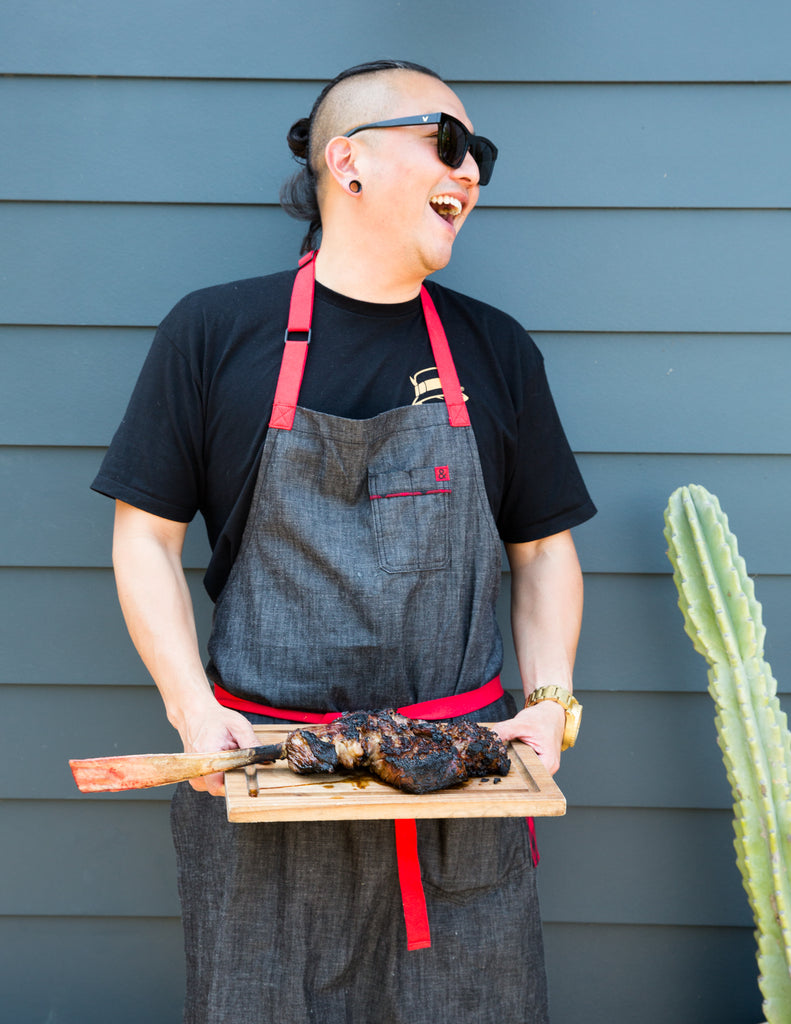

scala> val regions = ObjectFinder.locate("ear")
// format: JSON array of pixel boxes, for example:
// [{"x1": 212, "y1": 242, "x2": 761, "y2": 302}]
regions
[{"x1": 323, "y1": 136, "x2": 360, "y2": 190}]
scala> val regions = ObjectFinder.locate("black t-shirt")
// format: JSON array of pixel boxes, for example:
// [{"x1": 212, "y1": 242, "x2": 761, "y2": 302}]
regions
[{"x1": 92, "y1": 269, "x2": 596, "y2": 600}]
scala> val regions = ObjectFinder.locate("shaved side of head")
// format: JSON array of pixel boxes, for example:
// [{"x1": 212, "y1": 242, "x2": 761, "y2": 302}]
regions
[{"x1": 310, "y1": 70, "x2": 427, "y2": 184}]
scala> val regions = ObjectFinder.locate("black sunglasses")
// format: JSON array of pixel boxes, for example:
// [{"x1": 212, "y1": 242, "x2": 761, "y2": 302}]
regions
[{"x1": 344, "y1": 111, "x2": 498, "y2": 186}]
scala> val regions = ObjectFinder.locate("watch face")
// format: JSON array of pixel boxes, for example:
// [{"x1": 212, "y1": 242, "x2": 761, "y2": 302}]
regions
[{"x1": 559, "y1": 695, "x2": 582, "y2": 751}]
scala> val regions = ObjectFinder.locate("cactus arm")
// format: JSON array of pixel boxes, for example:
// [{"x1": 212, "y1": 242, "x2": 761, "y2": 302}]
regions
[{"x1": 664, "y1": 485, "x2": 791, "y2": 1023}]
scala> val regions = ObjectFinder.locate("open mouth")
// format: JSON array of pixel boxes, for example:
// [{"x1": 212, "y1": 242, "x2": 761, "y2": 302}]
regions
[{"x1": 429, "y1": 194, "x2": 463, "y2": 223}]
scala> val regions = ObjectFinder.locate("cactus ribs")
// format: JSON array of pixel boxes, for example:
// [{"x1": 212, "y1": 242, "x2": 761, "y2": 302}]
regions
[{"x1": 281, "y1": 709, "x2": 511, "y2": 793}]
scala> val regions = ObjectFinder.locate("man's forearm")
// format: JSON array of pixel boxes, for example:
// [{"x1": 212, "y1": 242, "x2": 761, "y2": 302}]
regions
[
  {"x1": 506, "y1": 530, "x2": 583, "y2": 700},
  {"x1": 112, "y1": 501, "x2": 216, "y2": 735}
]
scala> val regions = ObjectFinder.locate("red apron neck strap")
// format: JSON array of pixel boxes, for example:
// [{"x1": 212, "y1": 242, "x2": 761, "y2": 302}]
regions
[
  {"x1": 289, "y1": 250, "x2": 317, "y2": 334},
  {"x1": 269, "y1": 252, "x2": 317, "y2": 430},
  {"x1": 271, "y1": 253, "x2": 471, "y2": 430},
  {"x1": 420, "y1": 286, "x2": 470, "y2": 427}
]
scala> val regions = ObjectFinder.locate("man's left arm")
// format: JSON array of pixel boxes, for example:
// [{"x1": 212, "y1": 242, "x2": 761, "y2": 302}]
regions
[{"x1": 492, "y1": 530, "x2": 584, "y2": 775}]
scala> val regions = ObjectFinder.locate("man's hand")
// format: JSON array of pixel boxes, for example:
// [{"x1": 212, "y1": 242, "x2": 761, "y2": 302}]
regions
[
  {"x1": 491, "y1": 699, "x2": 566, "y2": 776},
  {"x1": 172, "y1": 697, "x2": 260, "y2": 796}
]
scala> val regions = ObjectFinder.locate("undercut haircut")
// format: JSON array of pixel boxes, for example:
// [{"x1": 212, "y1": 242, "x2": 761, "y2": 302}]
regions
[{"x1": 279, "y1": 59, "x2": 444, "y2": 254}]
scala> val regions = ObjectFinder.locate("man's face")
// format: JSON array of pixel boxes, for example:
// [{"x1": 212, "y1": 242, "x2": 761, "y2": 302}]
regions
[{"x1": 349, "y1": 74, "x2": 483, "y2": 280}]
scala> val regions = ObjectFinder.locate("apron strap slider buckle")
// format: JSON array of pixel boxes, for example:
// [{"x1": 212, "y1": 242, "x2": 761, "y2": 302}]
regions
[{"x1": 284, "y1": 328, "x2": 311, "y2": 344}]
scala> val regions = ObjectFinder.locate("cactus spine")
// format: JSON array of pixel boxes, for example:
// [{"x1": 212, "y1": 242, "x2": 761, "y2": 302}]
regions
[{"x1": 664, "y1": 484, "x2": 791, "y2": 1023}]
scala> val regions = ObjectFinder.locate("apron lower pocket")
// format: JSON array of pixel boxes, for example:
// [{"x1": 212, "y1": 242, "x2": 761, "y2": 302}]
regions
[
  {"x1": 368, "y1": 465, "x2": 451, "y2": 572},
  {"x1": 416, "y1": 817, "x2": 534, "y2": 905}
]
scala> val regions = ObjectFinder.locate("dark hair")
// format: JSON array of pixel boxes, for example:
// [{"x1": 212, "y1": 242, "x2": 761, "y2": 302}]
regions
[{"x1": 279, "y1": 59, "x2": 443, "y2": 254}]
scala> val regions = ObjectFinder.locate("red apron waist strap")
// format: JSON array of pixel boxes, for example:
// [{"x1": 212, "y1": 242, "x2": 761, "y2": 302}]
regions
[
  {"x1": 213, "y1": 674, "x2": 504, "y2": 723},
  {"x1": 213, "y1": 689, "x2": 340, "y2": 723}
]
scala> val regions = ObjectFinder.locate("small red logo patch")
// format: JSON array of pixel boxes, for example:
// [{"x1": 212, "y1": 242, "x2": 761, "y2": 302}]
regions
[{"x1": 435, "y1": 466, "x2": 450, "y2": 482}]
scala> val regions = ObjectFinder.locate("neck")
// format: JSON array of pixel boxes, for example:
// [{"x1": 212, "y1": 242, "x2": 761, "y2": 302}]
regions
[{"x1": 313, "y1": 236, "x2": 426, "y2": 304}]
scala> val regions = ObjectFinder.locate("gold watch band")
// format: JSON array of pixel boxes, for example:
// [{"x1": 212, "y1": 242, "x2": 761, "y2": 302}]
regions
[{"x1": 524, "y1": 685, "x2": 582, "y2": 751}]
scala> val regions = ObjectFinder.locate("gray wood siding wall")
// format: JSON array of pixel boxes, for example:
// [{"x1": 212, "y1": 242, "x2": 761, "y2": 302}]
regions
[{"x1": 2, "y1": 3, "x2": 789, "y2": 1021}]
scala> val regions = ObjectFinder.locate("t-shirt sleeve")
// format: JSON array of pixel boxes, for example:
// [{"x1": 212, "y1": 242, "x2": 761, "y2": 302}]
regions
[
  {"x1": 91, "y1": 311, "x2": 205, "y2": 522},
  {"x1": 496, "y1": 335, "x2": 596, "y2": 543}
]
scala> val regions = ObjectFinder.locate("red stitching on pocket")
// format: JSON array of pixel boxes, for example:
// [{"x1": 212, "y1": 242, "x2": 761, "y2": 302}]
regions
[{"x1": 370, "y1": 489, "x2": 452, "y2": 501}]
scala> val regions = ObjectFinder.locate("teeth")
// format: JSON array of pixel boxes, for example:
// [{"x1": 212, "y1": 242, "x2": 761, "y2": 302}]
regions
[{"x1": 430, "y1": 194, "x2": 462, "y2": 217}]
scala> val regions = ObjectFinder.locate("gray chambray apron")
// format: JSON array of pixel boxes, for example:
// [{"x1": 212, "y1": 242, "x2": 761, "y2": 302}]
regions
[{"x1": 170, "y1": 253, "x2": 549, "y2": 1024}]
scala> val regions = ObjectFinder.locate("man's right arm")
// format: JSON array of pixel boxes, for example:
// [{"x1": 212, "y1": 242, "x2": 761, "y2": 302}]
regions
[{"x1": 112, "y1": 500, "x2": 259, "y2": 794}]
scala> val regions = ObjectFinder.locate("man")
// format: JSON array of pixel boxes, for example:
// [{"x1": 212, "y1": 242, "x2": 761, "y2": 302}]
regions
[{"x1": 93, "y1": 59, "x2": 595, "y2": 1024}]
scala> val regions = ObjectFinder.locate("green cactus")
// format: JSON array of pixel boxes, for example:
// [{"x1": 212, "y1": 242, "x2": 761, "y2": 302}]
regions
[{"x1": 664, "y1": 484, "x2": 791, "y2": 1023}]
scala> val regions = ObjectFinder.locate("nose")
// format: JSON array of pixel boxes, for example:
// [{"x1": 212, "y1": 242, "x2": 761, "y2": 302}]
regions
[{"x1": 452, "y1": 147, "x2": 480, "y2": 187}]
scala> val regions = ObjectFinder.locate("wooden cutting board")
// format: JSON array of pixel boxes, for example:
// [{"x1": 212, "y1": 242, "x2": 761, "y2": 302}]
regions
[{"x1": 224, "y1": 724, "x2": 566, "y2": 823}]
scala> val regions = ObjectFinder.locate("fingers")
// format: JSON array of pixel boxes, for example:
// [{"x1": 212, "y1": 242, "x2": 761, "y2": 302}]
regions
[
  {"x1": 190, "y1": 769, "x2": 226, "y2": 796},
  {"x1": 488, "y1": 719, "x2": 512, "y2": 742},
  {"x1": 183, "y1": 708, "x2": 257, "y2": 756},
  {"x1": 227, "y1": 717, "x2": 259, "y2": 750},
  {"x1": 490, "y1": 707, "x2": 564, "y2": 775},
  {"x1": 535, "y1": 748, "x2": 561, "y2": 777}
]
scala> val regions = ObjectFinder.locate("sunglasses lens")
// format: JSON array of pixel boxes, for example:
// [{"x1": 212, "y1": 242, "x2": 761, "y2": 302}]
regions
[
  {"x1": 438, "y1": 116, "x2": 496, "y2": 185},
  {"x1": 438, "y1": 119, "x2": 467, "y2": 168}
]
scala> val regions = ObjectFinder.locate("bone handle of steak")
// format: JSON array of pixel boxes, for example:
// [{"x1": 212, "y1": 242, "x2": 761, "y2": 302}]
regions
[{"x1": 69, "y1": 742, "x2": 286, "y2": 793}]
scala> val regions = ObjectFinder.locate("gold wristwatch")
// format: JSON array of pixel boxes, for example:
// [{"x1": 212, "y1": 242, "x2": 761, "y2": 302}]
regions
[{"x1": 524, "y1": 685, "x2": 582, "y2": 751}]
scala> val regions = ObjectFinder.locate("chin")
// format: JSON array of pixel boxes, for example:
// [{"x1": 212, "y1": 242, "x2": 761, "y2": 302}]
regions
[{"x1": 420, "y1": 240, "x2": 456, "y2": 276}]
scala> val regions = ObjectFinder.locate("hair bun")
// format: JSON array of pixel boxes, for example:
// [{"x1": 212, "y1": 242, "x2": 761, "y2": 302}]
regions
[{"x1": 286, "y1": 117, "x2": 311, "y2": 160}]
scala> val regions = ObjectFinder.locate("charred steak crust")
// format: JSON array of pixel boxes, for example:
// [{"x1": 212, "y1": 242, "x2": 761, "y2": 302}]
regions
[
  {"x1": 282, "y1": 710, "x2": 510, "y2": 793},
  {"x1": 285, "y1": 730, "x2": 340, "y2": 774}
]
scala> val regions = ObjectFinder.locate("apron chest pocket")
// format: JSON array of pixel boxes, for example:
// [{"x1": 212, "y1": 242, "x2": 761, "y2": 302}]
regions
[{"x1": 369, "y1": 466, "x2": 452, "y2": 572}]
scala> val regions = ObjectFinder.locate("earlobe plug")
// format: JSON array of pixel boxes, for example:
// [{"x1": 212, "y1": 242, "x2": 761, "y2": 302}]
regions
[{"x1": 349, "y1": 180, "x2": 362, "y2": 194}]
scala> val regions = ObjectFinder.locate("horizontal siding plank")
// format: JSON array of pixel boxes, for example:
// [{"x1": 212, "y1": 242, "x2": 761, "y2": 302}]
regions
[
  {"x1": 558, "y1": 691, "x2": 733, "y2": 811},
  {"x1": 0, "y1": 568, "x2": 212, "y2": 687},
  {"x1": 458, "y1": 209, "x2": 791, "y2": 334},
  {"x1": 4, "y1": 78, "x2": 790, "y2": 209},
  {"x1": 0, "y1": 77, "x2": 314, "y2": 207},
  {"x1": 0, "y1": 800, "x2": 179, "y2": 916},
  {"x1": 6, "y1": 326, "x2": 791, "y2": 456},
  {"x1": 2, "y1": 205, "x2": 791, "y2": 332},
  {"x1": 0, "y1": 800, "x2": 751, "y2": 927},
  {"x1": 574, "y1": 452, "x2": 791, "y2": 573},
  {"x1": 0, "y1": 917, "x2": 184, "y2": 1024},
  {"x1": 536, "y1": 806, "x2": 751, "y2": 927},
  {"x1": 1, "y1": 0, "x2": 789, "y2": 82},
  {"x1": 0, "y1": 327, "x2": 151, "y2": 446},
  {"x1": 540, "y1": 332, "x2": 791, "y2": 456},
  {"x1": 0, "y1": 203, "x2": 301, "y2": 329},
  {"x1": 10, "y1": 570, "x2": 791, "y2": 696},
  {"x1": 5, "y1": 448, "x2": 791, "y2": 574},
  {"x1": 555, "y1": 690, "x2": 787, "y2": 809},
  {"x1": 1, "y1": 684, "x2": 182, "y2": 800},
  {"x1": 0, "y1": 446, "x2": 212, "y2": 568},
  {"x1": 574, "y1": 574, "x2": 791, "y2": 695},
  {"x1": 543, "y1": 923, "x2": 762, "y2": 1024}
]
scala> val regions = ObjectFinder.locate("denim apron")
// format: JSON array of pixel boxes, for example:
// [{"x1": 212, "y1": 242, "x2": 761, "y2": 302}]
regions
[{"x1": 171, "y1": 254, "x2": 549, "y2": 1023}]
